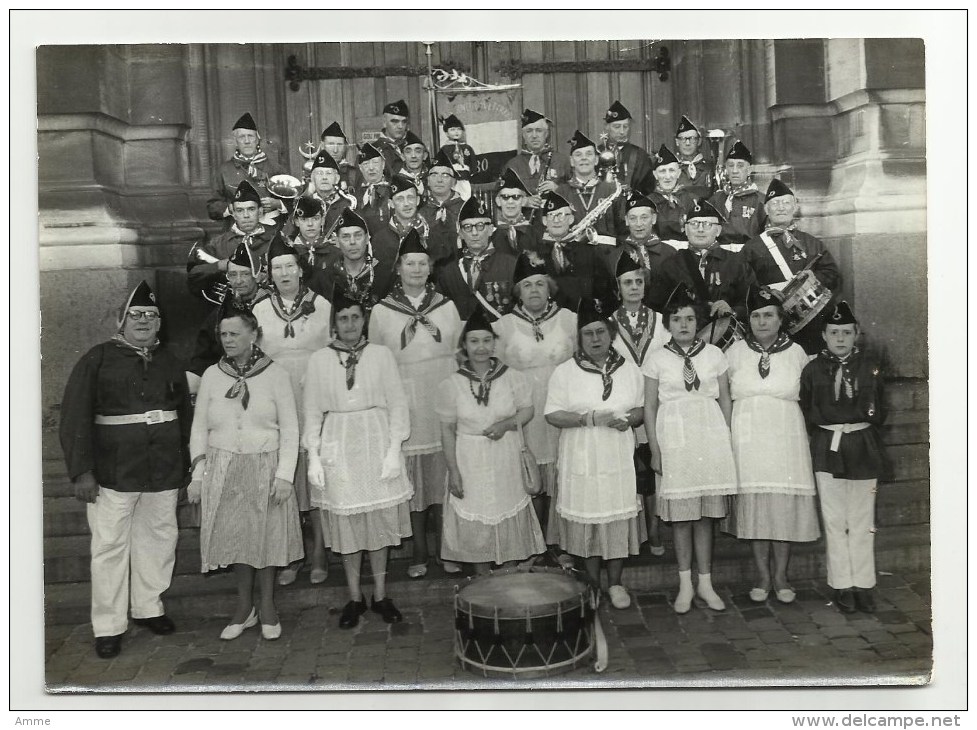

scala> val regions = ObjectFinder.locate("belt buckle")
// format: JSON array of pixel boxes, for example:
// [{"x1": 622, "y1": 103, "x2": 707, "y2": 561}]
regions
[{"x1": 145, "y1": 409, "x2": 164, "y2": 425}]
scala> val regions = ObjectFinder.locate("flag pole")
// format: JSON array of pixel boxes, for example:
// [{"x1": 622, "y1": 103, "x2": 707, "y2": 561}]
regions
[{"x1": 423, "y1": 42, "x2": 439, "y2": 155}]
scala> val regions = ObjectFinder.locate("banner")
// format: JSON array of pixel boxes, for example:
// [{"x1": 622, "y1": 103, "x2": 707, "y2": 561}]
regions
[{"x1": 435, "y1": 87, "x2": 521, "y2": 185}]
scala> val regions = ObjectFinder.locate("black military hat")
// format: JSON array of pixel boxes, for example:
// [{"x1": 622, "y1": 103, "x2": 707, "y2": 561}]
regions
[
  {"x1": 687, "y1": 197, "x2": 726, "y2": 222},
  {"x1": 604, "y1": 100, "x2": 632, "y2": 123},
  {"x1": 746, "y1": 285, "x2": 784, "y2": 314},
  {"x1": 662, "y1": 282, "x2": 699, "y2": 313},
  {"x1": 512, "y1": 251, "x2": 549, "y2": 285},
  {"x1": 826, "y1": 301, "x2": 858, "y2": 326},
  {"x1": 498, "y1": 168, "x2": 530, "y2": 195},
  {"x1": 765, "y1": 178, "x2": 794, "y2": 203},
  {"x1": 442, "y1": 114, "x2": 464, "y2": 131},
  {"x1": 331, "y1": 286, "x2": 365, "y2": 315},
  {"x1": 383, "y1": 99, "x2": 409, "y2": 117},
  {"x1": 459, "y1": 195, "x2": 491, "y2": 223},
  {"x1": 726, "y1": 140, "x2": 753, "y2": 164},
  {"x1": 228, "y1": 241, "x2": 259, "y2": 273},
  {"x1": 615, "y1": 250, "x2": 643, "y2": 279},
  {"x1": 461, "y1": 305, "x2": 498, "y2": 338},
  {"x1": 389, "y1": 173, "x2": 419, "y2": 197},
  {"x1": 540, "y1": 191, "x2": 572, "y2": 214},
  {"x1": 396, "y1": 228, "x2": 427, "y2": 258},
  {"x1": 336, "y1": 208, "x2": 368, "y2": 232},
  {"x1": 312, "y1": 151, "x2": 339, "y2": 172},
  {"x1": 320, "y1": 121, "x2": 347, "y2": 140},
  {"x1": 624, "y1": 190, "x2": 656, "y2": 213},
  {"x1": 267, "y1": 233, "x2": 299, "y2": 263},
  {"x1": 576, "y1": 295, "x2": 612, "y2": 330},
  {"x1": 403, "y1": 130, "x2": 425, "y2": 148},
  {"x1": 123, "y1": 280, "x2": 158, "y2": 312},
  {"x1": 357, "y1": 142, "x2": 383, "y2": 164},
  {"x1": 653, "y1": 145, "x2": 679, "y2": 169},
  {"x1": 520, "y1": 108, "x2": 548, "y2": 127},
  {"x1": 675, "y1": 115, "x2": 700, "y2": 137},
  {"x1": 232, "y1": 180, "x2": 261, "y2": 205},
  {"x1": 232, "y1": 112, "x2": 258, "y2": 131},
  {"x1": 294, "y1": 196, "x2": 324, "y2": 219},
  {"x1": 568, "y1": 129, "x2": 598, "y2": 154},
  {"x1": 429, "y1": 149, "x2": 457, "y2": 175}
]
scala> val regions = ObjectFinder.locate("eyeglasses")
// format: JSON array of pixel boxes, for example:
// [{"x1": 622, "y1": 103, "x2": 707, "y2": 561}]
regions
[
  {"x1": 547, "y1": 210, "x2": 573, "y2": 220},
  {"x1": 685, "y1": 220, "x2": 718, "y2": 229},
  {"x1": 675, "y1": 135, "x2": 700, "y2": 142},
  {"x1": 460, "y1": 222, "x2": 490, "y2": 233},
  {"x1": 126, "y1": 310, "x2": 160, "y2": 321},
  {"x1": 498, "y1": 193, "x2": 524, "y2": 201}
]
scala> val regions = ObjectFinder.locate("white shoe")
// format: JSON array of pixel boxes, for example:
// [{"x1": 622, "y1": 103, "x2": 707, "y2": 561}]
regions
[
  {"x1": 696, "y1": 585, "x2": 727, "y2": 612},
  {"x1": 277, "y1": 565, "x2": 300, "y2": 586},
  {"x1": 261, "y1": 622, "x2": 282, "y2": 641},
  {"x1": 441, "y1": 560, "x2": 463, "y2": 574},
  {"x1": 220, "y1": 608, "x2": 258, "y2": 640},
  {"x1": 608, "y1": 585, "x2": 631, "y2": 610}
]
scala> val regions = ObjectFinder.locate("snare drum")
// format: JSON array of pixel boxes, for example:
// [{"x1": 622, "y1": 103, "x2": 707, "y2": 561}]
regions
[
  {"x1": 454, "y1": 567, "x2": 596, "y2": 678},
  {"x1": 781, "y1": 273, "x2": 832, "y2": 335},
  {"x1": 696, "y1": 315, "x2": 745, "y2": 352}
]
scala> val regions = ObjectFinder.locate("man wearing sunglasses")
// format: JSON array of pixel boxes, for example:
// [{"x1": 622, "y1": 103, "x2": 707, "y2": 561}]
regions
[
  {"x1": 59, "y1": 281, "x2": 191, "y2": 660},
  {"x1": 490, "y1": 168, "x2": 537, "y2": 257},
  {"x1": 435, "y1": 196, "x2": 516, "y2": 319}
]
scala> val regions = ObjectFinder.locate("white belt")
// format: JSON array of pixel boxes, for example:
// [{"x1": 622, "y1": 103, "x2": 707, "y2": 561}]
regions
[
  {"x1": 95, "y1": 410, "x2": 178, "y2": 426},
  {"x1": 819, "y1": 423, "x2": 870, "y2": 452}
]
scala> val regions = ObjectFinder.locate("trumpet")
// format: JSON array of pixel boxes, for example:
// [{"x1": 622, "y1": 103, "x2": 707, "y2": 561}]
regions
[
  {"x1": 706, "y1": 129, "x2": 730, "y2": 195},
  {"x1": 267, "y1": 174, "x2": 306, "y2": 201},
  {"x1": 188, "y1": 242, "x2": 229, "y2": 305}
]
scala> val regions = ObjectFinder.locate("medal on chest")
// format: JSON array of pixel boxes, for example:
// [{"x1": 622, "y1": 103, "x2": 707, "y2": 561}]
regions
[{"x1": 741, "y1": 206, "x2": 755, "y2": 219}]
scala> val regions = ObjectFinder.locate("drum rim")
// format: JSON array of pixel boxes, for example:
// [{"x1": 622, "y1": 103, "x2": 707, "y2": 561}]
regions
[{"x1": 454, "y1": 566, "x2": 592, "y2": 619}]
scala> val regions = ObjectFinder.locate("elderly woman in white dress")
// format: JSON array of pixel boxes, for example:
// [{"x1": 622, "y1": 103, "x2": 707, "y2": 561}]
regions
[
  {"x1": 437, "y1": 308, "x2": 546, "y2": 573},
  {"x1": 544, "y1": 295, "x2": 646, "y2": 610},
  {"x1": 725, "y1": 286, "x2": 819, "y2": 604},
  {"x1": 188, "y1": 307, "x2": 303, "y2": 641},
  {"x1": 369, "y1": 229, "x2": 463, "y2": 578},
  {"x1": 495, "y1": 252, "x2": 577, "y2": 528},
  {"x1": 252, "y1": 234, "x2": 332, "y2": 587},
  {"x1": 304, "y1": 291, "x2": 413, "y2": 628}
]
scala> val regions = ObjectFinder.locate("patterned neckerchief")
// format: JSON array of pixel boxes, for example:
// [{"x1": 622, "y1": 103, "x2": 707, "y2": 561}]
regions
[
  {"x1": 744, "y1": 332, "x2": 793, "y2": 379},
  {"x1": 328, "y1": 337, "x2": 369, "y2": 390},
  {"x1": 573, "y1": 348, "x2": 626, "y2": 401},
  {"x1": 378, "y1": 281, "x2": 450, "y2": 349},
  {"x1": 457, "y1": 357, "x2": 509, "y2": 407},
  {"x1": 821, "y1": 346, "x2": 860, "y2": 401},
  {"x1": 218, "y1": 344, "x2": 273, "y2": 409},
  {"x1": 510, "y1": 301, "x2": 559, "y2": 342},
  {"x1": 614, "y1": 305, "x2": 657, "y2": 365},
  {"x1": 664, "y1": 337, "x2": 706, "y2": 392},
  {"x1": 269, "y1": 286, "x2": 317, "y2": 338}
]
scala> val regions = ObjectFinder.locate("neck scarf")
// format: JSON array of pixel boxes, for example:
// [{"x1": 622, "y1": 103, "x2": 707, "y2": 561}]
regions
[
  {"x1": 614, "y1": 305, "x2": 656, "y2": 365},
  {"x1": 511, "y1": 301, "x2": 559, "y2": 342},
  {"x1": 744, "y1": 332, "x2": 793, "y2": 379},
  {"x1": 329, "y1": 337, "x2": 368, "y2": 390},
  {"x1": 664, "y1": 337, "x2": 706, "y2": 392},
  {"x1": 544, "y1": 236, "x2": 571, "y2": 274},
  {"x1": 461, "y1": 245, "x2": 495, "y2": 290},
  {"x1": 573, "y1": 348, "x2": 626, "y2": 401},
  {"x1": 389, "y1": 215, "x2": 428, "y2": 240},
  {"x1": 378, "y1": 132, "x2": 406, "y2": 158},
  {"x1": 339, "y1": 256, "x2": 377, "y2": 301},
  {"x1": 677, "y1": 153, "x2": 704, "y2": 180},
  {"x1": 379, "y1": 281, "x2": 450, "y2": 349},
  {"x1": 657, "y1": 186, "x2": 685, "y2": 207},
  {"x1": 457, "y1": 357, "x2": 508, "y2": 407},
  {"x1": 111, "y1": 333, "x2": 159, "y2": 365},
  {"x1": 218, "y1": 344, "x2": 273, "y2": 409},
  {"x1": 764, "y1": 223, "x2": 805, "y2": 259},
  {"x1": 523, "y1": 147, "x2": 552, "y2": 176},
  {"x1": 232, "y1": 148, "x2": 268, "y2": 179},
  {"x1": 724, "y1": 181, "x2": 760, "y2": 213},
  {"x1": 822, "y1": 346, "x2": 860, "y2": 401},
  {"x1": 270, "y1": 286, "x2": 316, "y2": 338}
]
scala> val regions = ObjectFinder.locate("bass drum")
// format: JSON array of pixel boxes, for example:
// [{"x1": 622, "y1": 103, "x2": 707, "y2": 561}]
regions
[
  {"x1": 454, "y1": 567, "x2": 597, "y2": 679},
  {"x1": 696, "y1": 315, "x2": 746, "y2": 352}
]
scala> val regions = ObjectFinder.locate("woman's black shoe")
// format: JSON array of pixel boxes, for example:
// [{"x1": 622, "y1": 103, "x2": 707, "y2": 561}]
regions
[
  {"x1": 834, "y1": 589, "x2": 857, "y2": 614},
  {"x1": 371, "y1": 597, "x2": 403, "y2": 624},
  {"x1": 854, "y1": 588, "x2": 876, "y2": 613},
  {"x1": 95, "y1": 635, "x2": 123, "y2": 659},
  {"x1": 339, "y1": 599, "x2": 367, "y2": 629}
]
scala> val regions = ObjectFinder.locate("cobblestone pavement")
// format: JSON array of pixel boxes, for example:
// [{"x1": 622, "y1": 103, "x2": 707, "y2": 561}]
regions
[{"x1": 44, "y1": 571, "x2": 931, "y2": 692}]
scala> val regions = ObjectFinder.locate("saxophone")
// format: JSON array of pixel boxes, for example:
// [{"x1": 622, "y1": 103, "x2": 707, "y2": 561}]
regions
[{"x1": 560, "y1": 180, "x2": 624, "y2": 244}]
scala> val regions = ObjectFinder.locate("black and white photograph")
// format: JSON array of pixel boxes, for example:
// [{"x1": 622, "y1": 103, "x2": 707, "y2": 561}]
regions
[{"x1": 12, "y1": 7, "x2": 966, "y2": 717}]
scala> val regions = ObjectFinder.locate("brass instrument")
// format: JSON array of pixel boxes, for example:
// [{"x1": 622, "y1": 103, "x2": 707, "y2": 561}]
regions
[
  {"x1": 267, "y1": 174, "x2": 305, "y2": 201},
  {"x1": 706, "y1": 129, "x2": 730, "y2": 195},
  {"x1": 188, "y1": 242, "x2": 228, "y2": 305},
  {"x1": 561, "y1": 180, "x2": 624, "y2": 244}
]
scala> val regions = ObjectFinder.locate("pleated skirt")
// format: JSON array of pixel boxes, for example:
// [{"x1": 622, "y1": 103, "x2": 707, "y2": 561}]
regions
[{"x1": 319, "y1": 500, "x2": 413, "y2": 555}]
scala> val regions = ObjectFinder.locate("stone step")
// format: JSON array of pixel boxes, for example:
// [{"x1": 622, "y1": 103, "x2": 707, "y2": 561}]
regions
[{"x1": 43, "y1": 523, "x2": 930, "y2": 627}]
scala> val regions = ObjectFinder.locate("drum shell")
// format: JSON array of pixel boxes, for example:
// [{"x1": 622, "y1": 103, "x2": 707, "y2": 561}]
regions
[
  {"x1": 781, "y1": 275, "x2": 831, "y2": 335},
  {"x1": 696, "y1": 315, "x2": 745, "y2": 352}
]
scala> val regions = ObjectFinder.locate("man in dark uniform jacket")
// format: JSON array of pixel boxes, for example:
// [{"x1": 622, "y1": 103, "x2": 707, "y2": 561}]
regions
[
  {"x1": 307, "y1": 209, "x2": 396, "y2": 312},
  {"x1": 742, "y1": 178, "x2": 842, "y2": 354},
  {"x1": 353, "y1": 142, "x2": 393, "y2": 234},
  {"x1": 611, "y1": 190, "x2": 677, "y2": 308},
  {"x1": 648, "y1": 145, "x2": 695, "y2": 244},
  {"x1": 287, "y1": 195, "x2": 342, "y2": 274},
  {"x1": 435, "y1": 196, "x2": 516, "y2": 319},
  {"x1": 555, "y1": 129, "x2": 624, "y2": 247},
  {"x1": 598, "y1": 100, "x2": 654, "y2": 195},
  {"x1": 503, "y1": 108, "x2": 572, "y2": 219},
  {"x1": 206, "y1": 112, "x2": 287, "y2": 228},
  {"x1": 418, "y1": 149, "x2": 465, "y2": 235},
  {"x1": 320, "y1": 120, "x2": 361, "y2": 193},
  {"x1": 708, "y1": 140, "x2": 766, "y2": 251},
  {"x1": 651, "y1": 198, "x2": 755, "y2": 322},
  {"x1": 374, "y1": 99, "x2": 410, "y2": 177},
  {"x1": 188, "y1": 180, "x2": 275, "y2": 304},
  {"x1": 371, "y1": 174, "x2": 455, "y2": 265},
  {"x1": 490, "y1": 168, "x2": 538, "y2": 257},
  {"x1": 59, "y1": 282, "x2": 191, "y2": 659},
  {"x1": 308, "y1": 150, "x2": 356, "y2": 245},
  {"x1": 398, "y1": 130, "x2": 429, "y2": 198},
  {"x1": 673, "y1": 115, "x2": 714, "y2": 198}
]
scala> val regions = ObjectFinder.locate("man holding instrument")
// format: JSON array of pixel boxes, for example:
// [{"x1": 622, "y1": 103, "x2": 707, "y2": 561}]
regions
[
  {"x1": 742, "y1": 179, "x2": 841, "y2": 354},
  {"x1": 308, "y1": 151, "x2": 355, "y2": 247},
  {"x1": 598, "y1": 100, "x2": 654, "y2": 195},
  {"x1": 554, "y1": 130, "x2": 625, "y2": 247},
  {"x1": 502, "y1": 109, "x2": 572, "y2": 215}
]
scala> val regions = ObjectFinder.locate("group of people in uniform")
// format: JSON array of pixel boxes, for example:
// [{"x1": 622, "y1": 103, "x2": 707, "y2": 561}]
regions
[{"x1": 59, "y1": 98, "x2": 889, "y2": 661}]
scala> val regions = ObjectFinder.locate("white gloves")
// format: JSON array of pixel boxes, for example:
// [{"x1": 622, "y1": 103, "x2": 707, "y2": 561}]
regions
[
  {"x1": 380, "y1": 446, "x2": 402, "y2": 481},
  {"x1": 307, "y1": 453, "x2": 325, "y2": 488},
  {"x1": 187, "y1": 480, "x2": 202, "y2": 504}
]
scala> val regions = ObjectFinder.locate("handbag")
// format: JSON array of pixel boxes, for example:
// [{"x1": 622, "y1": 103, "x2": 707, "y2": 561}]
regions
[{"x1": 517, "y1": 421, "x2": 542, "y2": 496}]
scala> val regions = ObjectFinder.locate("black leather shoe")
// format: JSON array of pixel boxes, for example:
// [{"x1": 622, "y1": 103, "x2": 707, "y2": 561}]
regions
[
  {"x1": 95, "y1": 635, "x2": 122, "y2": 659},
  {"x1": 371, "y1": 597, "x2": 403, "y2": 624},
  {"x1": 854, "y1": 588, "x2": 876, "y2": 613},
  {"x1": 339, "y1": 599, "x2": 367, "y2": 629},
  {"x1": 133, "y1": 615, "x2": 176, "y2": 635},
  {"x1": 834, "y1": 589, "x2": 857, "y2": 614}
]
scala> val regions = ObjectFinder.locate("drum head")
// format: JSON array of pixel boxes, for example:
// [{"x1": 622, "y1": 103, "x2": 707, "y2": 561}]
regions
[{"x1": 457, "y1": 568, "x2": 588, "y2": 619}]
